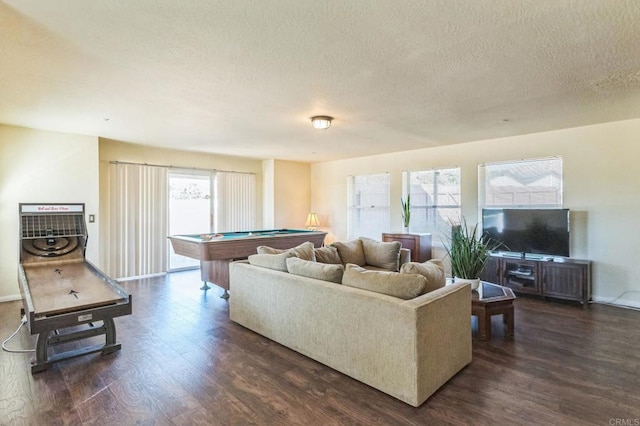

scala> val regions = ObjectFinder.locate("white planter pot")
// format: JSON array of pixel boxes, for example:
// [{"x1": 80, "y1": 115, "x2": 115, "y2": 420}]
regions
[{"x1": 454, "y1": 277, "x2": 480, "y2": 290}]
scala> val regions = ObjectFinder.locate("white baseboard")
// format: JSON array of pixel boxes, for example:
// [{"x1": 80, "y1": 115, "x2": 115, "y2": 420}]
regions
[
  {"x1": 0, "y1": 294, "x2": 22, "y2": 303},
  {"x1": 592, "y1": 294, "x2": 640, "y2": 310},
  {"x1": 116, "y1": 272, "x2": 167, "y2": 282}
]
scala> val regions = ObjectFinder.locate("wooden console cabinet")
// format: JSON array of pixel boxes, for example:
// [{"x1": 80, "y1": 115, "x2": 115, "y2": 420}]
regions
[
  {"x1": 381, "y1": 233, "x2": 432, "y2": 262},
  {"x1": 479, "y1": 254, "x2": 591, "y2": 305}
]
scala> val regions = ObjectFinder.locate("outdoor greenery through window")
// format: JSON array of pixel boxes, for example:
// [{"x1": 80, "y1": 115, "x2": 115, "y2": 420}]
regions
[
  {"x1": 479, "y1": 157, "x2": 563, "y2": 207},
  {"x1": 403, "y1": 168, "x2": 461, "y2": 239},
  {"x1": 348, "y1": 173, "x2": 390, "y2": 239}
]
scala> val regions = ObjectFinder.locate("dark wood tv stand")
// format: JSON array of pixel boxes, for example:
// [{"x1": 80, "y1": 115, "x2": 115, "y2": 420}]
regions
[{"x1": 479, "y1": 253, "x2": 591, "y2": 305}]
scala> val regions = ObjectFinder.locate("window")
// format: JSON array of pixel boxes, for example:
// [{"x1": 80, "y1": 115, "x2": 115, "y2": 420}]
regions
[
  {"x1": 108, "y1": 162, "x2": 256, "y2": 279},
  {"x1": 168, "y1": 171, "x2": 213, "y2": 270},
  {"x1": 403, "y1": 168, "x2": 461, "y2": 238},
  {"x1": 479, "y1": 157, "x2": 563, "y2": 207},
  {"x1": 348, "y1": 173, "x2": 390, "y2": 239}
]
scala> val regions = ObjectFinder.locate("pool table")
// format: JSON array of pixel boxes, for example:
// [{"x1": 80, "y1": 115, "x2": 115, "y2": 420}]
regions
[{"x1": 168, "y1": 229, "x2": 327, "y2": 297}]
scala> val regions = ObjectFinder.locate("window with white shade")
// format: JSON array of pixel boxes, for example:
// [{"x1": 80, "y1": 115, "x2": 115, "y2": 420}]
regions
[
  {"x1": 403, "y1": 168, "x2": 461, "y2": 238},
  {"x1": 348, "y1": 173, "x2": 390, "y2": 239},
  {"x1": 479, "y1": 157, "x2": 563, "y2": 208}
]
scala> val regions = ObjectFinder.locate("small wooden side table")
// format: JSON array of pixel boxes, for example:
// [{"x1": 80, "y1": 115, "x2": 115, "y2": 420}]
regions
[
  {"x1": 471, "y1": 282, "x2": 516, "y2": 341},
  {"x1": 381, "y1": 233, "x2": 432, "y2": 262}
]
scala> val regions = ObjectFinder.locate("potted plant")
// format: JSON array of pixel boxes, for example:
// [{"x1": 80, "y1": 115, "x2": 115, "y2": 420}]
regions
[
  {"x1": 444, "y1": 217, "x2": 502, "y2": 290},
  {"x1": 401, "y1": 195, "x2": 411, "y2": 233}
]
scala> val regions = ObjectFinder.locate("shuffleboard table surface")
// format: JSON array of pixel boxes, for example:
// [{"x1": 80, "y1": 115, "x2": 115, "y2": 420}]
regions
[{"x1": 23, "y1": 260, "x2": 126, "y2": 317}]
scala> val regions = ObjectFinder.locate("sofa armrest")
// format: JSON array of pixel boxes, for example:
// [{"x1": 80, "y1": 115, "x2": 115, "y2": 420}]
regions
[
  {"x1": 403, "y1": 282, "x2": 472, "y2": 403},
  {"x1": 399, "y1": 248, "x2": 411, "y2": 266}
]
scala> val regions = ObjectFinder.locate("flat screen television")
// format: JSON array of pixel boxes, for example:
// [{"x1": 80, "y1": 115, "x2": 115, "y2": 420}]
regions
[{"x1": 482, "y1": 208, "x2": 570, "y2": 258}]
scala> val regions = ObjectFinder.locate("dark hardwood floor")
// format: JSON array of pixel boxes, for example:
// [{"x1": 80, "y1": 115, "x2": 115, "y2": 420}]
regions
[{"x1": 1, "y1": 270, "x2": 639, "y2": 425}]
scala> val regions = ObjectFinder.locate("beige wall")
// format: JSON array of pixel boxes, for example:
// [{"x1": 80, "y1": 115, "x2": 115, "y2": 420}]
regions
[
  {"x1": 98, "y1": 138, "x2": 264, "y2": 269},
  {"x1": 262, "y1": 159, "x2": 312, "y2": 229},
  {"x1": 3, "y1": 119, "x2": 638, "y2": 308},
  {"x1": 0, "y1": 125, "x2": 99, "y2": 301},
  {"x1": 273, "y1": 160, "x2": 311, "y2": 228},
  {"x1": 311, "y1": 118, "x2": 640, "y2": 308},
  {"x1": 262, "y1": 159, "x2": 275, "y2": 228}
]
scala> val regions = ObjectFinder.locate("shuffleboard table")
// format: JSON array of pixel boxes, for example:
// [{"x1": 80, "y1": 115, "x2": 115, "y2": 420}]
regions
[
  {"x1": 18, "y1": 203, "x2": 131, "y2": 373},
  {"x1": 168, "y1": 229, "x2": 326, "y2": 298}
]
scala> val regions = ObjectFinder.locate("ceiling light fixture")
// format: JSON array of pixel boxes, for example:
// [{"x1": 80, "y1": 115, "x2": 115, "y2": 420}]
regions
[{"x1": 310, "y1": 115, "x2": 333, "y2": 130}]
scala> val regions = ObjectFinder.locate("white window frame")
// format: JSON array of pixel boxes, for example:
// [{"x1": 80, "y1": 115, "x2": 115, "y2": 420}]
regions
[
  {"x1": 479, "y1": 157, "x2": 563, "y2": 209},
  {"x1": 402, "y1": 167, "x2": 461, "y2": 241},
  {"x1": 167, "y1": 169, "x2": 215, "y2": 271},
  {"x1": 347, "y1": 173, "x2": 391, "y2": 239}
]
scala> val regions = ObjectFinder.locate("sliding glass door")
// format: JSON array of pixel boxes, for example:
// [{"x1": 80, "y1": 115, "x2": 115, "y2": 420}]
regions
[{"x1": 168, "y1": 171, "x2": 213, "y2": 270}]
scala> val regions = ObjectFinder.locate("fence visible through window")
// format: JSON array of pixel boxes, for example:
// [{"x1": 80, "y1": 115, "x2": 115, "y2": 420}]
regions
[
  {"x1": 403, "y1": 168, "x2": 461, "y2": 239},
  {"x1": 348, "y1": 173, "x2": 390, "y2": 240},
  {"x1": 479, "y1": 157, "x2": 563, "y2": 208}
]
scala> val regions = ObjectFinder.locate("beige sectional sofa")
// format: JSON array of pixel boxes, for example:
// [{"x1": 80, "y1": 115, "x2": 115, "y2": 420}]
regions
[{"x1": 229, "y1": 238, "x2": 472, "y2": 407}]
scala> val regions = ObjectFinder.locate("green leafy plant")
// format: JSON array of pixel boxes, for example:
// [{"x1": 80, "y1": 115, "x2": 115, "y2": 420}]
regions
[
  {"x1": 444, "y1": 217, "x2": 503, "y2": 279},
  {"x1": 401, "y1": 195, "x2": 411, "y2": 228}
]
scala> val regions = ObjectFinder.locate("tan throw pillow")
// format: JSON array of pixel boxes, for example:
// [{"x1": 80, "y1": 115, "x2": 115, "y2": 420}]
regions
[
  {"x1": 286, "y1": 257, "x2": 344, "y2": 284},
  {"x1": 248, "y1": 252, "x2": 294, "y2": 272},
  {"x1": 330, "y1": 239, "x2": 366, "y2": 266},
  {"x1": 256, "y1": 241, "x2": 316, "y2": 261},
  {"x1": 342, "y1": 264, "x2": 426, "y2": 300},
  {"x1": 359, "y1": 237, "x2": 402, "y2": 271},
  {"x1": 400, "y1": 259, "x2": 446, "y2": 294},
  {"x1": 314, "y1": 246, "x2": 342, "y2": 264}
]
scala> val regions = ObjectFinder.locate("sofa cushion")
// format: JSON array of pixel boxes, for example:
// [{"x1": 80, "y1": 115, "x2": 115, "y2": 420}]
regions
[
  {"x1": 342, "y1": 264, "x2": 427, "y2": 300},
  {"x1": 314, "y1": 246, "x2": 342, "y2": 264},
  {"x1": 330, "y1": 239, "x2": 366, "y2": 266},
  {"x1": 400, "y1": 259, "x2": 446, "y2": 294},
  {"x1": 248, "y1": 252, "x2": 294, "y2": 272},
  {"x1": 359, "y1": 237, "x2": 402, "y2": 271},
  {"x1": 257, "y1": 241, "x2": 316, "y2": 261},
  {"x1": 286, "y1": 257, "x2": 344, "y2": 284}
]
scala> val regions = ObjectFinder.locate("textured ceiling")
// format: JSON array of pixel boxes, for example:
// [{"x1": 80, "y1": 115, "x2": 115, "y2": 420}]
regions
[{"x1": 2, "y1": 1, "x2": 640, "y2": 162}]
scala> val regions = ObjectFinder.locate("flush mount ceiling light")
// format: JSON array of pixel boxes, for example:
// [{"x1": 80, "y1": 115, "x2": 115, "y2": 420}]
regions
[{"x1": 310, "y1": 115, "x2": 333, "y2": 130}]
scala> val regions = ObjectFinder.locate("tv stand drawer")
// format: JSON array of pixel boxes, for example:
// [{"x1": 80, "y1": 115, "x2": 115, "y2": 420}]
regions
[{"x1": 482, "y1": 255, "x2": 591, "y2": 305}]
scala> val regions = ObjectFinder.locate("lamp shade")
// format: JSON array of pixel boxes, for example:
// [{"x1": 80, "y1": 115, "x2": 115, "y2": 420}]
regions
[
  {"x1": 310, "y1": 115, "x2": 332, "y2": 130},
  {"x1": 305, "y1": 212, "x2": 320, "y2": 230}
]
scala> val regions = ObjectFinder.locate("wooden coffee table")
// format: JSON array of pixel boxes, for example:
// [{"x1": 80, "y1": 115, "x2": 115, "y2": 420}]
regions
[{"x1": 472, "y1": 281, "x2": 516, "y2": 341}]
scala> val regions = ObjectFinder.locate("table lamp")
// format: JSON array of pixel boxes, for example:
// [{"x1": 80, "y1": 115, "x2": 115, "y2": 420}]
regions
[{"x1": 305, "y1": 213, "x2": 320, "y2": 231}]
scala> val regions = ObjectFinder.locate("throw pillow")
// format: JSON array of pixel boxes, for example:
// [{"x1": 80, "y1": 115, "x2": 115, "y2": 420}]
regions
[
  {"x1": 256, "y1": 241, "x2": 316, "y2": 261},
  {"x1": 330, "y1": 239, "x2": 366, "y2": 266},
  {"x1": 314, "y1": 246, "x2": 342, "y2": 264},
  {"x1": 286, "y1": 257, "x2": 344, "y2": 284},
  {"x1": 342, "y1": 264, "x2": 426, "y2": 300},
  {"x1": 400, "y1": 259, "x2": 446, "y2": 294},
  {"x1": 248, "y1": 252, "x2": 294, "y2": 272},
  {"x1": 359, "y1": 237, "x2": 402, "y2": 271}
]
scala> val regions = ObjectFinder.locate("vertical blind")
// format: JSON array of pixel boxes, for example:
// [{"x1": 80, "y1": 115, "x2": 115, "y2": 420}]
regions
[
  {"x1": 108, "y1": 164, "x2": 257, "y2": 279},
  {"x1": 215, "y1": 171, "x2": 256, "y2": 232},
  {"x1": 108, "y1": 163, "x2": 168, "y2": 279}
]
